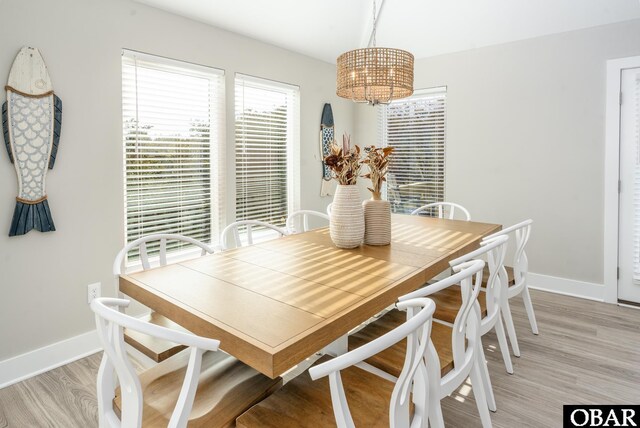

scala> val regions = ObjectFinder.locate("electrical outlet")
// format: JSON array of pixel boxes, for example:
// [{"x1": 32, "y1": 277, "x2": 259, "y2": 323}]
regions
[{"x1": 87, "y1": 282, "x2": 101, "y2": 304}]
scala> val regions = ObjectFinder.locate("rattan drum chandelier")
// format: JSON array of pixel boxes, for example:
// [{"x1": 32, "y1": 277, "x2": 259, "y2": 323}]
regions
[{"x1": 336, "y1": 0, "x2": 414, "y2": 106}]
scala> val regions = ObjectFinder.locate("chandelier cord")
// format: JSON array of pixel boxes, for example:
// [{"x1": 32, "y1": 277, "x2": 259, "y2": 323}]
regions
[{"x1": 371, "y1": 0, "x2": 377, "y2": 48}]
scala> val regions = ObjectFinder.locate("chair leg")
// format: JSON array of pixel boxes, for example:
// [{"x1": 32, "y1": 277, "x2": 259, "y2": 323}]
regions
[
  {"x1": 501, "y1": 300, "x2": 521, "y2": 357},
  {"x1": 494, "y1": 315, "x2": 514, "y2": 374},
  {"x1": 470, "y1": 362, "x2": 494, "y2": 428},
  {"x1": 427, "y1": 375, "x2": 445, "y2": 428},
  {"x1": 476, "y1": 338, "x2": 497, "y2": 412},
  {"x1": 521, "y1": 286, "x2": 539, "y2": 335},
  {"x1": 410, "y1": 366, "x2": 428, "y2": 427}
]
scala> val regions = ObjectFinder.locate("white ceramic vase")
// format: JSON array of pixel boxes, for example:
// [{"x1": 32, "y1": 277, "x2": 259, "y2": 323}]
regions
[
  {"x1": 330, "y1": 184, "x2": 364, "y2": 248},
  {"x1": 363, "y1": 196, "x2": 391, "y2": 246}
]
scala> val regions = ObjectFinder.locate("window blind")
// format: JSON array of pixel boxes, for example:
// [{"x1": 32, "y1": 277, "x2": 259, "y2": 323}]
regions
[
  {"x1": 122, "y1": 50, "x2": 225, "y2": 260},
  {"x1": 378, "y1": 87, "x2": 447, "y2": 214},
  {"x1": 234, "y1": 74, "x2": 300, "y2": 234}
]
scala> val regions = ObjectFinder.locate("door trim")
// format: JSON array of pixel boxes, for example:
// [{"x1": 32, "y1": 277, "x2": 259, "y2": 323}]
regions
[{"x1": 604, "y1": 56, "x2": 640, "y2": 303}]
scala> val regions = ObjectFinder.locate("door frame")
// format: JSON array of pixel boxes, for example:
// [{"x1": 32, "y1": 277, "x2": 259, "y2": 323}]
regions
[{"x1": 604, "y1": 56, "x2": 640, "y2": 303}]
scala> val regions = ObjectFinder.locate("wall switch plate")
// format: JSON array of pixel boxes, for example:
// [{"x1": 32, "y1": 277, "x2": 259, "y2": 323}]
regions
[{"x1": 87, "y1": 282, "x2": 101, "y2": 304}]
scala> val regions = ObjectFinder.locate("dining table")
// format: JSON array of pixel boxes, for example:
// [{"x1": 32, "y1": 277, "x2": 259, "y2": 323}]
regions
[{"x1": 119, "y1": 214, "x2": 501, "y2": 379}]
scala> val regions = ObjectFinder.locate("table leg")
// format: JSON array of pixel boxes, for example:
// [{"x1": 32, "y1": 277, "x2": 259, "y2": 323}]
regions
[{"x1": 320, "y1": 334, "x2": 348, "y2": 356}]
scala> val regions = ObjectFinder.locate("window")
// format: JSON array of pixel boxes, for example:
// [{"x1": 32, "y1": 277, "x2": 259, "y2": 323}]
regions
[
  {"x1": 234, "y1": 74, "x2": 300, "y2": 234},
  {"x1": 379, "y1": 87, "x2": 447, "y2": 214},
  {"x1": 121, "y1": 50, "x2": 225, "y2": 259}
]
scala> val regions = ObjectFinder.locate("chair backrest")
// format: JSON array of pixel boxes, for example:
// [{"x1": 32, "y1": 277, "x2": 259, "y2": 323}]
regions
[
  {"x1": 309, "y1": 298, "x2": 436, "y2": 428},
  {"x1": 91, "y1": 298, "x2": 220, "y2": 428},
  {"x1": 411, "y1": 202, "x2": 471, "y2": 221},
  {"x1": 326, "y1": 203, "x2": 333, "y2": 217},
  {"x1": 483, "y1": 219, "x2": 532, "y2": 290},
  {"x1": 286, "y1": 210, "x2": 329, "y2": 234},
  {"x1": 449, "y1": 235, "x2": 509, "y2": 324},
  {"x1": 219, "y1": 220, "x2": 288, "y2": 250},
  {"x1": 113, "y1": 234, "x2": 213, "y2": 275},
  {"x1": 398, "y1": 259, "x2": 484, "y2": 394}
]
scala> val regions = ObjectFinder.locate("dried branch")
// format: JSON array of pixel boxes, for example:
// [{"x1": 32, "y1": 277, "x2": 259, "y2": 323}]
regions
[
  {"x1": 323, "y1": 133, "x2": 362, "y2": 185},
  {"x1": 361, "y1": 145, "x2": 394, "y2": 197}
]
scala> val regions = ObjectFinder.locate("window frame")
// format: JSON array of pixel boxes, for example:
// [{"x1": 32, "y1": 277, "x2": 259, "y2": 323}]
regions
[
  {"x1": 121, "y1": 49, "x2": 226, "y2": 266},
  {"x1": 233, "y1": 73, "x2": 301, "y2": 234},
  {"x1": 378, "y1": 86, "x2": 448, "y2": 214}
]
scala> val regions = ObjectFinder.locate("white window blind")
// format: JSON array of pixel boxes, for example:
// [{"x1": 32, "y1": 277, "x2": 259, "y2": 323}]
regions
[
  {"x1": 234, "y1": 74, "x2": 300, "y2": 233},
  {"x1": 378, "y1": 87, "x2": 447, "y2": 214},
  {"x1": 122, "y1": 50, "x2": 225, "y2": 259},
  {"x1": 633, "y1": 72, "x2": 640, "y2": 283}
]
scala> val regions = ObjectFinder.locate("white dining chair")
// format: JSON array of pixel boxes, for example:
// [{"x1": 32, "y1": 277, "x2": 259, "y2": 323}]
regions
[
  {"x1": 91, "y1": 297, "x2": 282, "y2": 428},
  {"x1": 429, "y1": 235, "x2": 513, "y2": 381},
  {"x1": 236, "y1": 298, "x2": 436, "y2": 428},
  {"x1": 220, "y1": 220, "x2": 288, "y2": 250},
  {"x1": 404, "y1": 259, "x2": 493, "y2": 427},
  {"x1": 411, "y1": 202, "x2": 471, "y2": 221},
  {"x1": 285, "y1": 210, "x2": 329, "y2": 234},
  {"x1": 483, "y1": 219, "x2": 536, "y2": 358},
  {"x1": 113, "y1": 234, "x2": 215, "y2": 363},
  {"x1": 350, "y1": 259, "x2": 494, "y2": 428},
  {"x1": 113, "y1": 233, "x2": 214, "y2": 276}
]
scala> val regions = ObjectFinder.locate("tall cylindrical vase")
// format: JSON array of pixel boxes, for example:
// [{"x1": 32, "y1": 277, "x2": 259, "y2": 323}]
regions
[
  {"x1": 330, "y1": 184, "x2": 364, "y2": 248},
  {"x1": 363, "y1": 194, "x2": 391, "y2": 246}
]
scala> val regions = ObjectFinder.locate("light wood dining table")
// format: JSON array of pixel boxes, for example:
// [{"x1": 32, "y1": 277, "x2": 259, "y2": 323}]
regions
[{"x1": 119, "y1": 214, "x2": 500, "y2": 379}]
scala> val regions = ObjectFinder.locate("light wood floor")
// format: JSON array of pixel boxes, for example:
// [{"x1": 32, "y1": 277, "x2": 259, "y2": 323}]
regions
[{"x1": 1, "y1": 290, "x2": 639, "y2": 427}]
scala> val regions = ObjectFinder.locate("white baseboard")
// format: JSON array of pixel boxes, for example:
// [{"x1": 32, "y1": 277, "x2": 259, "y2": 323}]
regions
[
  {"x1": 0, "y1": 330, "x2": 101, "y2": 390},
  {"x1": 528, "y1": 272, "x2": 605, "y2": 302}
]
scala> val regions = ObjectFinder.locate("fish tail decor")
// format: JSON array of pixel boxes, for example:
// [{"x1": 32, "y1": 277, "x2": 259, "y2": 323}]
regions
[
  {"x1": 2, "y1": 47, "x2": 62, "y2": 236},
  {"x1": 320, "y1": 103, "x2": 334, "y2": 197}
]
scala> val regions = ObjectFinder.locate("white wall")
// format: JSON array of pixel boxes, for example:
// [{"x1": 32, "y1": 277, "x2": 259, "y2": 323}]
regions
[
  {"x1": 355, "y1": 19, "x2": 640, "y2": 285},
  {"x1": 0, "y1": 0, "x2": 352, "y2": 361}
]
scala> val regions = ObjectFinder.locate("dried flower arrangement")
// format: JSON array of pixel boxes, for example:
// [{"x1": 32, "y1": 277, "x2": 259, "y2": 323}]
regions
[
  {"x1": 323, "y1": 134, "x2": 362, "y2": 185},
  {"x1": 362, "y1": 145, "x2": 394, "y2": 199}
]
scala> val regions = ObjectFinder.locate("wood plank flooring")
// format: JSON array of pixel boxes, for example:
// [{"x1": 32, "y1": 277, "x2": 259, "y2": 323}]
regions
[
  {"x1": 0, "y1": 290, "x2": 639, "y2": 427},
  {"x1": 0, "y1": 356, "x2": 99, "y2": 427}
]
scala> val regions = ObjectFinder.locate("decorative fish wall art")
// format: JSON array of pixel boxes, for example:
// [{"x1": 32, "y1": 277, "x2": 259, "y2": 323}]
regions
[
  {"x1": 2, "y1": 47, "x2": 62, "y2": 236},
  {"x1": 320, "y1": 103, "x2": 334, "y2": 197}
]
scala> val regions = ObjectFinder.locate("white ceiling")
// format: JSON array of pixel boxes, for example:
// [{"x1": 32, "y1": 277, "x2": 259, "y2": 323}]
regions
[{"x1": 135, "y1": 0, "x2": 640, "y2": 63}]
